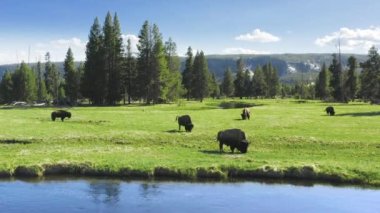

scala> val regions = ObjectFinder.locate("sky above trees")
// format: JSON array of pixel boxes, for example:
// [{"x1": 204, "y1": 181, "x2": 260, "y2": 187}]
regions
[{"x1": 1, "y1": 0, "x2": 380, "y2": 64}]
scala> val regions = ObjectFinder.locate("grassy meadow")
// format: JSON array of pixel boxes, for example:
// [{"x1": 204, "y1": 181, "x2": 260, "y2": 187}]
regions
[{"x1": 0, "y1": 99, "x2": 379, "y2": 185}]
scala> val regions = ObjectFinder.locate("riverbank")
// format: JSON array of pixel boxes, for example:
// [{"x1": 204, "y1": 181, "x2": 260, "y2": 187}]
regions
[{"x1": 0, "y1": 99, "x2": 379, "y2": 186}]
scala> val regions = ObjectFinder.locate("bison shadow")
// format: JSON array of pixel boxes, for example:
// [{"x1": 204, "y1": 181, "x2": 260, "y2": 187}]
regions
[
  {"x1": 165, "y1": 129, "x2": 181, "y2": 133},
  {"x1": 199, "y1": 150, "x2": 245, "y2": 155},
  {"x1": 0, "y1": 139, "x2": 32, "y2": 144},
  {"x1": 335, "y1": 111, "x2": 380, "y2": 117}
]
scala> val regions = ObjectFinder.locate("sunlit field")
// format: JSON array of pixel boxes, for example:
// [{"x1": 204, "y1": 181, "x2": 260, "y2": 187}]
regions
[{"x1": 0, "y1": 99, "x2": 379, "y2": 185}]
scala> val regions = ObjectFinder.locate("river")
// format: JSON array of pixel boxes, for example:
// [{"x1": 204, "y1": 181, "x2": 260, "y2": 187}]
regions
[{"x1": 0, "y1": 178, "x2": 379, "y2": 212}]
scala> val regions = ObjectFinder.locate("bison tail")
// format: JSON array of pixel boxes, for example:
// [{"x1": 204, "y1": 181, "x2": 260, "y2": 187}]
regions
[{"x1": 175, "y1": 116, "x2": 178, "y2": 121}]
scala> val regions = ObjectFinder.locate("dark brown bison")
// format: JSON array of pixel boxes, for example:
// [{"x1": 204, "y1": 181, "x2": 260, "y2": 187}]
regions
[
  {"x1": 51, "y1": 110, "x2": 71, "y2": 121},
  {"x1": 176, "y1": 115, "x2": 194, "y2": 132},
  {"x1": 241, "y1": 107, "x2": 251, "y2": 120},
  {"x1": 325, "y1": 106, "x2": 335, "y2": 116},
  {"x1": 217, "y1": 129, "x2": 249, "y2": 153}
]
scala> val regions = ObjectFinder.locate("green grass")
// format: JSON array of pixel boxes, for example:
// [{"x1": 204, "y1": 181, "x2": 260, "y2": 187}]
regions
[{"x1": 0, "y1": 99, "x2": 379, "y2": 185}]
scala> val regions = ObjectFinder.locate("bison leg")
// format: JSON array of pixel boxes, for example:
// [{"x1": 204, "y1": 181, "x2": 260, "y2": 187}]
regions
[
  {"x1": 230, "y1": 146, "x2": 235, "y2": 153},
  {"x1": 61, "y1": 117, "x2": 64, "y2": 122},
  {"x1": 219, "y1": 142, "x2": 224, "y2": 153},
  {"x1": 178, "y1": 125, "x2": 181, "y2": 131}
]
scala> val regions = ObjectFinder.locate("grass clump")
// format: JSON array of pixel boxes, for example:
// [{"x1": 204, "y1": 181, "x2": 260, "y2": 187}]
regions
[{"x1": 14, "y1": 165, "x2": 44, "y2": 177}]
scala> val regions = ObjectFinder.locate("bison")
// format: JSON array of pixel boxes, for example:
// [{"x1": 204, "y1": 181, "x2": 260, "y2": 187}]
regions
[
  {"x1": 176, "y1": 115, "x2": 194, "y2": 132},
  {"x1": 51, "y1": 110, "x2": 71, "y2": 121},
  {"x1": 241, "y1": 107, "x2": 251, "y2": 120},
  {"x1": 217, "y1": 129, "x2": 249, "y2": 153},
  {"x1": 325, "y1": 106, "x2": 335, "y2": 116}
]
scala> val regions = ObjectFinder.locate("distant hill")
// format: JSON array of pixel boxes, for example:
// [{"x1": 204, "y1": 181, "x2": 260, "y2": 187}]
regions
[
  {"x1": 0, "y1": 53, "x2": 367, "y2": 84},
  {"x1": 200, "y1": 53, "x2": 367, "y2": 83}
]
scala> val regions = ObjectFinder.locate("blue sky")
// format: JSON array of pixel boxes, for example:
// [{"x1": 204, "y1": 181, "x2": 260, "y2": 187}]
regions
[{"x1": 1, "y1": 0, "x2": 380, "y2": 64}]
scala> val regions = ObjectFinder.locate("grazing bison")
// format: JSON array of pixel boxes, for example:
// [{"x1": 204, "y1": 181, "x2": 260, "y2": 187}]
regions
[
  {"x1": 325, "y1": 106, "x2": 335, "y2": 116},
  {"x1": 241, "y1": 107, "x2": 251, "y2": 120},
  {"x1": 51, "y1": 110, "x2": 71, "y2": 121},
  {"x1": 217, "y1": 129, "x2": 249, "y2": 153},
  {"x1": 176, "y1": 115, "x2": 194, "y2": 132}
]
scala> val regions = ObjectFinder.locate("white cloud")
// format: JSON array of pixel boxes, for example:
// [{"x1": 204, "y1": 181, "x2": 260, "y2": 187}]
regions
[
  {"x1": 222, "y1": 47, "x2": 269, "y2": 54},
  {"x1": 235, "y1": 29, "x2": 280, "y2": 43},
  {"x1": 315, "y1": 26, "x2": 380, "y2": 51},
  {"x1": 121, "y1": 34, "x2": 139, "y2": 53}
]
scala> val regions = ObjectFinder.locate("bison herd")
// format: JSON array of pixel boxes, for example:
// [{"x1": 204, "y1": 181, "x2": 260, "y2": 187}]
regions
[{"x1": 49, "y1": 105, "x2": 336, "y2": 154}]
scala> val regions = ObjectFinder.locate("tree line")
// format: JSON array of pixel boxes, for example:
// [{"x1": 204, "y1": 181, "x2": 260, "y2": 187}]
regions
[
  {"x1": 315, "y1": 46, "x2": 380, "y2": 104},
  {"x1": 0, "y1": 12, "x2": 379, "y2": 105}
]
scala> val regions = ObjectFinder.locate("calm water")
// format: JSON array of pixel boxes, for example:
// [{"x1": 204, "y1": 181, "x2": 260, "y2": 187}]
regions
[{"x1": 0, "y1": 179, "x2": 379, "y2": 213}]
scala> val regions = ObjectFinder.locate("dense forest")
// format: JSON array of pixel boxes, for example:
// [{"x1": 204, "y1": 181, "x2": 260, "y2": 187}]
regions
[{"x1": 0, "y1": 12, "x2": 379, "y2": 105}]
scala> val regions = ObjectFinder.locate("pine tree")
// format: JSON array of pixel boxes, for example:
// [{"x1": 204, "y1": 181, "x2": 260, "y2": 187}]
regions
[
  {"x1": 262, "y1": 63, "x2": 278, "y2": 98},
  {"x1": 315, "y1": 63, "x2": 330, "y2": 100},
  {"x1": 251, "y1": 66, "x2": 266, "y2": 98},
  {"x1": 329, "y1": 54, "x2": 344, "y2": 102},
  {"x1": 64, "y1": 48, "x2": 78, "y2": 104},
  {"x1": 243, "y1": 69, "x2": 252, "y2": 98},
  {"x1": 360, "y1": 46, "x2": 380, "y2": 103},
  {"x1": 103, "y1": 12, "x2": 124, "y2": 105},
  {"x1": 234, "y1": 57, "x2": 245, "y2": 99},
  {"x1": 0, "y1": 71, "x2": 13, "y2": 103},
  {"x1": 344, "y1": 56, "x2": 358, "y2": 101},
  {"x1": 35, "y1": 61, "x2": 47, "y2": 101},
  {"x1": 137, "y1": 20, "x2": 153, "y2": 103},
  {"x1": 182, "y1": 46, "x2": 193, "y2": 100},
  {"x1": 165, "y1": 37, "x2": 184, "y2": 102},
  {"x1": 192, "y1": 51, "x2": 210, "y2": 102},
  {"x1": 44, "y1": 52, "x2": 54, "y2": 100},
  {"x1": 151, "y1": 24, "x2": 170, "y2": 103},
  {"x1": 123, "y1": 38, "x2": 137, "y2": 104},
  {"x1": 12, "y1": 62, "x2": 37, "y2": 102},
  {"x1": 82, "y1": 17, "x2": 106, "y2": 105},
  {"x1": 209, "y1": 72, "x2": 220, "y2": 99},
  {"x1": 269, "y1": 65, "x2": 279, "y2": 98},
  {"x1": 221, "y1": 67, "x2": 234, "y2": 97}
]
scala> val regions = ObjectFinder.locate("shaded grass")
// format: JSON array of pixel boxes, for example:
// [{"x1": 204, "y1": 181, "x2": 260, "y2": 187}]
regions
[{"x1": 0, "y1": 99, "x2": 379, "y2": 186}]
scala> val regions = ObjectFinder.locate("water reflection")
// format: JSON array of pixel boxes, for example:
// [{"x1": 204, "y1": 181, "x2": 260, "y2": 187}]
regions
[
  {"x1": 88, "y1": 180, "x2": 121, "y2": 204},
  {"x1": 139, "y1": 183, "x2": 161, "y2": 199}
]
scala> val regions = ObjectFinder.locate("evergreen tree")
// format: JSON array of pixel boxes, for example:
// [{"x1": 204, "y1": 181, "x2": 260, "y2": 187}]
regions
[
  {"x1": 12, "y1": 62, "x2": 37, "y2": 102},
  {"x1": 243, "y1": 69, "x2": 252, "y2": 98},
  {"x1": 151, "y1": 24, "x2": 170, "y2": 103},
  {"x1": 165, "y1": 37, "x2": 184, "y2": 102},
  {"x1": 221, "y1": 67, "x2": 234, "y2": 97},
  {"x1": 136, "y1": 20, "x2": 153, "y2": 103},
  {"x1": 82, "y1": 17, "x2": 106, "y2": 105},
  {"x1": 64, "y1": 48, "x2": 78, "y2": 104},
  {"x1": 344, "y1": 56, "x2": 358, "y2": 101},
  {"x1": 360, "y1": 46, "x2": 380, "y2": 103},
  {"x1": 251, "y1": 66, "x2": 266, "y2": 98},
  {"x1": 103, "y1": 12, "x2": 124, "y2": 105},
  {"x1": 192, "y1": 51, "x2": 210, "y2": 102},
  {"x1": 269, "y1": 65, "x2": 279, "y2": 98},
  {"x1": 182, "y1": 46, "x2": 193, "y2": 100},
  {"x1": 329, "y1": 54, "x2": 344, "y2": 102},
  {"x1": 234, "y1": 57, "x2": 245, "y2": 99},
  {"x1": 123, "y1": 38, "x2": 137, "y2": 104},
  {"x1": 209, "y1": 72, "x2": 220, "y2": 99},
  {"x1": 35, "y1": 61, "x2": 47, "y2": 101},
  {"x1": 0, "y1": 71, "x2": 13, "y2": 103},
  {"x1": 262, "y1": 63, "x2": 278, "y2": 98},
  {"x1": 315, "y1": 63, "x2": 330, "y2": 100}
]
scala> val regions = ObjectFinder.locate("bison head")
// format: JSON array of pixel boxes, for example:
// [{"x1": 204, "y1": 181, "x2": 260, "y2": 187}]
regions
[
  {"x1": 236, "y1": 139, "x2": 249, "y2": 153},
  {"x1": 185, "y1": 124, "x2": 194, "y2": 132}
]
